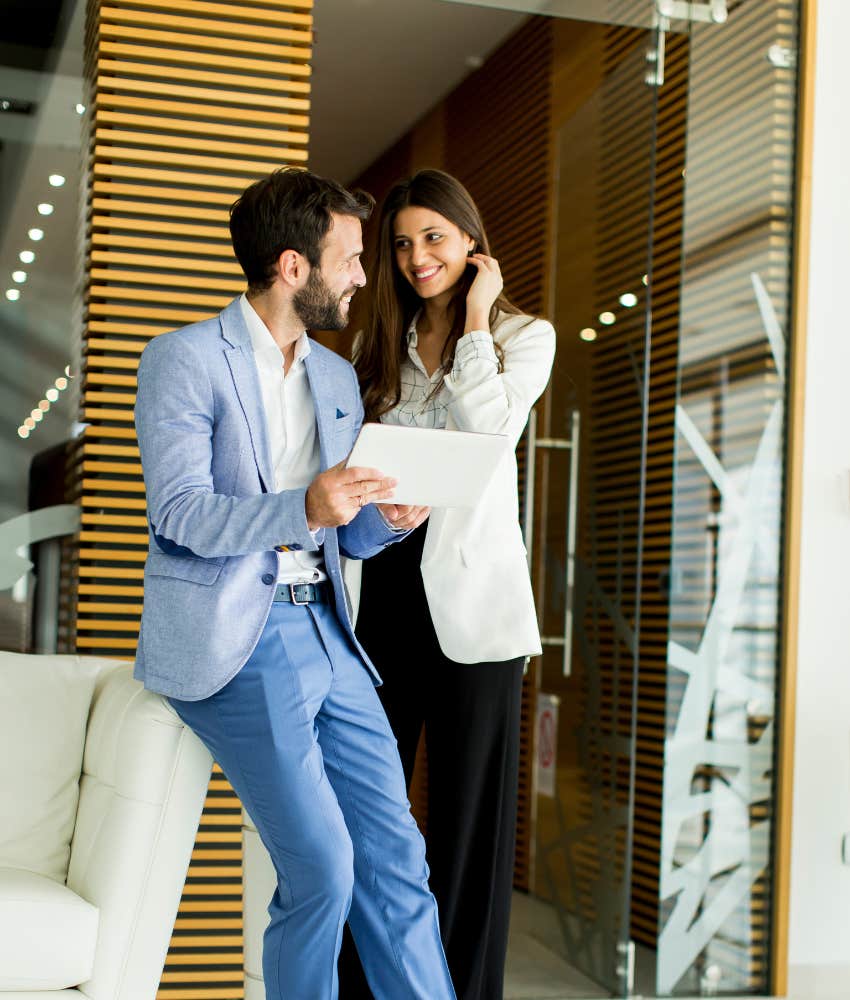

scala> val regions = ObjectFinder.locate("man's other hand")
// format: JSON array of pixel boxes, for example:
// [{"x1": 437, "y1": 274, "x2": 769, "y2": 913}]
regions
[
  {"x1": 306, "y1": 463, "x2": 396, "y2": 530},
  {"x1": 380, "y1": 504, "x2": 430, "y2": 532}
]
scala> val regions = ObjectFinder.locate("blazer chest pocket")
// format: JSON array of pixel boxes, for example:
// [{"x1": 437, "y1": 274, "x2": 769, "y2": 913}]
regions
[
  {"x1": 334, "y1": 411, "x2": 356, "y2": 438},
  {"x1": 145, "y1": 552, "x2": 224, "y2": 585}
]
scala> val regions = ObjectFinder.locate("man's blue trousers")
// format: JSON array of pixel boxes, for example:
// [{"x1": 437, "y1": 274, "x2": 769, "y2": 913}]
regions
[{"x1": 170, "y1": 599, "x2": 456, "y2": 1000}]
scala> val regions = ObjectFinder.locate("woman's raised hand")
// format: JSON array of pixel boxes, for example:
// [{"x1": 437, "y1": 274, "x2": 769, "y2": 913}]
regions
[{"x1": 465, "y1": 253, "x2": 503, "y2": 333}]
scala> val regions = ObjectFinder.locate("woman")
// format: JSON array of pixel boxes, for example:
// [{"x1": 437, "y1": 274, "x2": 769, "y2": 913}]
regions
[{"x1": 340, "y1": 169, "x2": 556, "y2": 1000}]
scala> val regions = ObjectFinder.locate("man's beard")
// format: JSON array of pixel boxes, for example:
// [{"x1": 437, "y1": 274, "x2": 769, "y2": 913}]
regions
[{"x1": 293, "y1": 267, "x2": 351, "y2": 331}]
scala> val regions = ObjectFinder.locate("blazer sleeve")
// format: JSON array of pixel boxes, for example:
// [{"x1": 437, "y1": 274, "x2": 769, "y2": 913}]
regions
[
  {"x1": 336, "y1": 362, "x2": 407, "y2": 559},
  {"x1": 442, "y1": 315, "x2": 556, "y2": 446},
  {"x1": 135, "y1": 333, "x2": 318, "y2": 560}
]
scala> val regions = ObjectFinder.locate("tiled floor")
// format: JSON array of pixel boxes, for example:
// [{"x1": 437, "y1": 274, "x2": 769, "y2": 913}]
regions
[
  {"x1": 503, "y1": 893, "x2": 778, "y2": 1000},
  {"x1": 504, "y1": 892, "x2": 605, "y2": 1000}
]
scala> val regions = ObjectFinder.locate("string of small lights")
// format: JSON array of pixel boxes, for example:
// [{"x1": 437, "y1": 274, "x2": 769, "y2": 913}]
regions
[{"x1": 18, "y1": 367, "x2": 74, "y2": 440}]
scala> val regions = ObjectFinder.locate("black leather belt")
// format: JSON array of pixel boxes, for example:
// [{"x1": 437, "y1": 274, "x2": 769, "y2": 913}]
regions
[{"x1": 272, "y1": 582, "x2": 330, "y2": 605}]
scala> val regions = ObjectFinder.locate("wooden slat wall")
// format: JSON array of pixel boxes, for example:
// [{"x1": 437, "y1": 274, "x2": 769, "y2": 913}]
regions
[
  {"x1": 346, "y1": 17, "x2": 554, "y2": 893},
  {"x1": 63, "y1": 2, "x2": 313, "y2": 996}
]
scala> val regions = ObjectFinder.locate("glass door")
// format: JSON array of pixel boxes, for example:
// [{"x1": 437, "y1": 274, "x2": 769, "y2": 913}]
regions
[
  {"x1": 526, "y1": 20, "x2": 659, "y2": 996},
  {"x1": 447, "y1": 2, "x2": 799, "y2": 996}
]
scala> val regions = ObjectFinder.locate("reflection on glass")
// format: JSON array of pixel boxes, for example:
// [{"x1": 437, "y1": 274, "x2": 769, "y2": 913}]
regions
[
  {"x1": 657, "y1": 2, "x2": 800, "y2": 994},
  {"x1": 0, "y1": 0, "x2": 83, "y2": 648}
]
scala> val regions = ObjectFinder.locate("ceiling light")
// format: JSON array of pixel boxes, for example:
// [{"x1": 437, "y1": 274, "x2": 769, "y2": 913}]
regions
[
  {"x1": 24, "y1": 417, "x2": 36, "y2": 429},
  {"x1": 37, "y1": 203, "x2": 54, "y2": 216},
  {"x1": 18, "y1": 427, "x2": 29, "y2": 439},
  {"x1": 31, "y1": 409, "x2": 43, "y2": 422},
  {"x1": 75, "y1": 103, "x2": 86, "y2": 115},
  {"x1": 19, "y1": 250, "x2": 35, "y2": 264},
  {"x1": 46, "y1": 388, "x2": 59, "y2": 402},
  {"x1": 599, "y1": 311, "x2": 616, "y2": 326},
  {"x1": 64, "y1": 365, "x2": 72, "y2": 377},
  {"x1": 48, "y1": 174, "x2": 66, "y2": 187},
  {"x1": 38, "y1": 399, "x2": 50, "y2": 412},
  {"x1": 55, "y1": 376, "x2": 68, "y2": 390},
  {"x1": 5, "y1": 289, "x2": 20, "y2": 301},
  {"x1": 580, "y1": 328, "x2": 597, "y2": 342},
  {"x1": 641, "y1": 274, "x2": 648, "y2": 286},
  {"x1": 12, "y1": 271, "x2": 27, "y2": 284},
  {"x1": 619, "y1": 292, "x2": 638, "y2": 308},
  {"x1": 28, "y1": 228, "x2": 44, "y2": 241}
]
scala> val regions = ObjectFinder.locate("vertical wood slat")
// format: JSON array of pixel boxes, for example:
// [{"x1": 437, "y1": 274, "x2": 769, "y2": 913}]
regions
[{"x1": 65, "y1": 1, "x2": 314, "y2": 995}]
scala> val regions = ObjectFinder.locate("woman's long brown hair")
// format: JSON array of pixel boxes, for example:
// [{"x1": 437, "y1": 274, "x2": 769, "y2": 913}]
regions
[{"x1": 356, "y1": 169, "x2": 524, "y2": 423}]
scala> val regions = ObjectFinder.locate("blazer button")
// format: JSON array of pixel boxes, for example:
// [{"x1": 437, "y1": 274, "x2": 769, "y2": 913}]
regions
[{"x1": 261, "y1": 573, "x2": 275, "y2": 585}]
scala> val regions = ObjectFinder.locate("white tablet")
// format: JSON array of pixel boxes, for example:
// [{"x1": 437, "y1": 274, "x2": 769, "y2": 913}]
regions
[{"x1": 346, "y1": 423, "x2": 510, "y2": 508}]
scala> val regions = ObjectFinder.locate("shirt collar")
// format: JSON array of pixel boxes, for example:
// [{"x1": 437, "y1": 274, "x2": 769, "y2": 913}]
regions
[
  {"x1": 240, "y1": 293, "x2": 311, "y2": 369},
  {"x1": 406, "y1": 309, "x2": 422, "y2": 349}
]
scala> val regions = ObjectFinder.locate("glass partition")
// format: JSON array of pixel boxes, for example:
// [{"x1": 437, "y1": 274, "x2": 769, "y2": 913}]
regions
[
  {"x1": 0, "y1": 0, "x2": 84, "y2": 650},
  {"x1": 657, "y1": 2, "x2": 800, "y2": 994}
]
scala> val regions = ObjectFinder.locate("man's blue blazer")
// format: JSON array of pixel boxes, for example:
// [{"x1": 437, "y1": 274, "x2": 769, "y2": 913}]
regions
[{"x1": 133, "y1": 296, "x2": 397, "y2": 701}]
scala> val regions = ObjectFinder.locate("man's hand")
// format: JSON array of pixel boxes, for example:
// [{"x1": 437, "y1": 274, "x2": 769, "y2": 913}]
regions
[
  {"x1": 380, "y1": 504, "x2": 431, "y2": 532},
  {"x1": 306, "y1": 463, "x2": 397, "y2": 530}
]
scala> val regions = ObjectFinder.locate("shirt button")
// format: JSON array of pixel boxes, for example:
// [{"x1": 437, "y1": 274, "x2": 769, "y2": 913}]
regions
[{"x1": 261, "y1": 573, "x2": 275, "y2": 585}]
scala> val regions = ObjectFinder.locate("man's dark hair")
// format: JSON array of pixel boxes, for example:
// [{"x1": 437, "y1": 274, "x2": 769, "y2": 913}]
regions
[{"x1": 229, "y1": 168, "x2": 374, "y2": 293}]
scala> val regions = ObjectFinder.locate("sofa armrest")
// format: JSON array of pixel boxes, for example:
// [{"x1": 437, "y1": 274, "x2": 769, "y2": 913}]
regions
[{"x1": 67, "y1": 665, "x2": 212, "y2": 1000}]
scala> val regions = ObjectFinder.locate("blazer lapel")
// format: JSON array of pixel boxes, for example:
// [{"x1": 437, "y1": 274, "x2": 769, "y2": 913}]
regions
[
  {"x1": 304, "y1": 349, "x2": 333, "y2": 471},
  {"x1": 220, "y1": 298, "x2": 274, "y2": 493}
]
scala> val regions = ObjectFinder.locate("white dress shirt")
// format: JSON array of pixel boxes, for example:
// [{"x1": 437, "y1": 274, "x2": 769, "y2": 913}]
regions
[
  {"x1": 381, "y1": 312, "x2": 498, "y2": 430},
  {"x1": 240, "y1": 294, "x2": 327, "y2": 584}
]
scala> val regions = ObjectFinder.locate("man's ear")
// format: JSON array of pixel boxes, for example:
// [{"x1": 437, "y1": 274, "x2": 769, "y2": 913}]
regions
[{"x1": 276, "y1": 249, "x2": 307, "y2": 288}]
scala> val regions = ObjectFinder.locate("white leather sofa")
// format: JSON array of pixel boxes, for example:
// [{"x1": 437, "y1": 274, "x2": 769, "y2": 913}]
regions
[
  {"x1": 242, "y1": 810, "x2": 274, "y2": 1000},
  {"x1": 0, "y1": 652, "x2": 213, "y2": 999}
]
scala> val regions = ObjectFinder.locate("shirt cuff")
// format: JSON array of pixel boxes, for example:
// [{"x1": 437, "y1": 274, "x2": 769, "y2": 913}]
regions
[
  {"x1": 451, "y1": 330, "x2": 499, "y2": 378},
  {"x1": 376, "y1": 506, "x2": 408, "y2": 533}
]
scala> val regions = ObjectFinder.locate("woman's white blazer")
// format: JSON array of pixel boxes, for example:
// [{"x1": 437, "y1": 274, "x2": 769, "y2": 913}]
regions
[{"x1": 346, "y1": 312, "x2": 556, "y2": 664}]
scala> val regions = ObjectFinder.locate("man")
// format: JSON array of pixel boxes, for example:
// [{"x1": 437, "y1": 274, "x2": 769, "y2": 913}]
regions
[{"x1": 134, "y1": 168, "x2": 456, "y2": 1000}]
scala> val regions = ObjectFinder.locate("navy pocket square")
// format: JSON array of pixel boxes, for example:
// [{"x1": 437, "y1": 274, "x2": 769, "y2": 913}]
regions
[{"x1": 336, "y1": 409, "x2": 348, "y2": 419}]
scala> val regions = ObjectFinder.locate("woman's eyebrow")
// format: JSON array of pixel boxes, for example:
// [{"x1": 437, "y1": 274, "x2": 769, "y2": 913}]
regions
[{"x1": 395, "y1": 226, "x2": 440, "y2": 238}]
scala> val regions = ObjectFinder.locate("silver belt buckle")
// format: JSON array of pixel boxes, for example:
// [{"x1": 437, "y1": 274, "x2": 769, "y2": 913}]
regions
[{"x1": 289, "y1": 583, "x2": 310, "y2": 605}]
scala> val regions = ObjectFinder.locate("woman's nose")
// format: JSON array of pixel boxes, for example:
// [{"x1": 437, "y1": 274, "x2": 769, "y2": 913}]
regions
[{"x1": 410, "y1": 245, "x2": 428, "y2": 267}]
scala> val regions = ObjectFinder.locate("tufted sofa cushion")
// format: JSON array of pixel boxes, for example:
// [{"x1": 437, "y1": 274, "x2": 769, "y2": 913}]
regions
[
  {"x1": 0, "y1": 654, "x2": 112, "y2": 883},
  {"x1": 0, "y1": 867, "x2": 98, "y2": 990}
]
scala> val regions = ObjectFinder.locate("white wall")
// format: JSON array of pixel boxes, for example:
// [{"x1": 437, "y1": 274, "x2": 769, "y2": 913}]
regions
[{"x1": 787, "y1": 1, "x2": 850, "y2": 996}]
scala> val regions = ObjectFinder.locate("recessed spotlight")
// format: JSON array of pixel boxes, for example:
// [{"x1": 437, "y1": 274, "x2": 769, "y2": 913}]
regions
[
  {"x1": 31, "y1": 409, "x2": 43, "y2": 422},
  {"x1": 19, "y1": 250, "x2": 35, "y2": 264},
  {"x1": 619, "y1": 292, "x2": 638, "y2": 308},
  {"x1": 599, "y1": 311, "x2": 616, "y2": 326},
  {"x1": 55, "y1": 376, "x2": 68, "y2": 390},
  {"x1": 75, "y1": 103, "x2": 86, "y2": 115},
  {"x1": 12, "y1": 270, "x2": 27, "y2": 284},
  {"x1": 24, "y1": 417, "x2": 36, "y2": 429},
  {"x1": 46, "y1": 388, "x2": 59, "y2": 402},
  {"x1": 28, "y1": 228, "x2": 44, "y2": 241},
  {"x1": 18, "y1": 427, "x2": 29, "y2": 439},
  {"x1": 37, "y1": 203, "x2": 54, "y2": 216},
  {"x1": 48, "y1": 174, "x2": 66, "y2": 187},
  {"x1": 580, "y1": 327, "x2": 597, "y2": 342},
  {"x1": 38, "y1": 399, "x2": 50, "y2": 412},
  {"x1": 64, "y1": 365, "x2": 73, "y2": 377},
  {"x1": 641, "y1": 274, "x2": 649, "y2": 286},
  {"x1": 5, "y1": 289, "x2": 20, "y2": 302}
]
